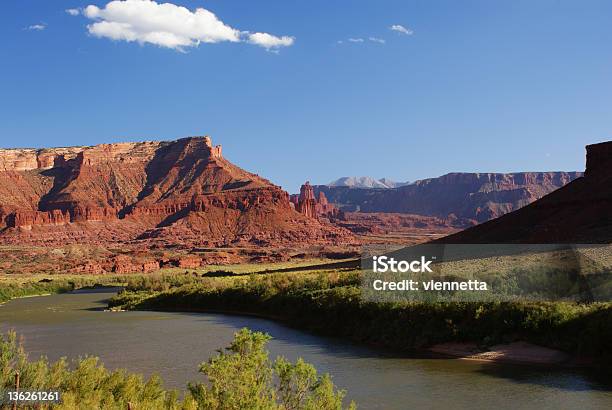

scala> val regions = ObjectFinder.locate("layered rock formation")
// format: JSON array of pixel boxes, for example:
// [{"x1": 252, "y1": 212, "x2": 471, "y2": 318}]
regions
[
  {"x1": 314, "y1": 172, "x2": 581, "y2": 223},
  {"x1": 291, "y1": 182, "x2": 341, "y2": 220},
  {"x1": 0, "y1": 137, "x2": 353, "y2": 247},
  {"x1": 438, "y1": 142, "x2": 611, "y2": 243}
]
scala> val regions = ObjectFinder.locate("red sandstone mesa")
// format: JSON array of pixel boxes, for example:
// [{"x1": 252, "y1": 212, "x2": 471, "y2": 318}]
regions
[{"x1": 0, "y1": 136, "x2": 354, "y2": 247}]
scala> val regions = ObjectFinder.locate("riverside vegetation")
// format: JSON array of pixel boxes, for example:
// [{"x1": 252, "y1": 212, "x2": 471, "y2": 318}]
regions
[
  {"x1": 1, "y1": 266, "x2": 611, "y2": 360},
  {"x1": 107, "y1": 268, "x2": 612, "y2": 361},
  {"x1": 0, "y1": 329, "x2": 355, "y2": 409}
]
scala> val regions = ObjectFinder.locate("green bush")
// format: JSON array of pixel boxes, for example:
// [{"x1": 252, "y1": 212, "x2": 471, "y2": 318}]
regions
[{"x1": 188, "y1": 328, "x2": 355, "y2": 410}]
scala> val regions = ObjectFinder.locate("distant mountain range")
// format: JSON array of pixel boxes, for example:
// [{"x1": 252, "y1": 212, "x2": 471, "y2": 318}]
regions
[
  {"x1": 439, "y1": 142, "x2": 611, "y2": 243},
  {"x1": 315, "y1": 172, "x2": 582, "y2": 224},
  {"x1": 327, "y1": 176, "x2": 410, "y2": 189}
]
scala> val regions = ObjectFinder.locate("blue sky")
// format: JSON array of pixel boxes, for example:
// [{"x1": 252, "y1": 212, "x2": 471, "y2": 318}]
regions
[{"x1": 1, "y1": 0, "x2": 611, "y2": 192}]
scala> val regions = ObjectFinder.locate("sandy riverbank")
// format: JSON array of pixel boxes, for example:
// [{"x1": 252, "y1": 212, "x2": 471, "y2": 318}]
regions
[{"x1": 428, "y1": 341, "x2": 584, "y2": 366}]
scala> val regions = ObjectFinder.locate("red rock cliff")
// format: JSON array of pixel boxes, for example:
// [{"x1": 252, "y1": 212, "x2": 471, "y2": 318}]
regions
[{"x1": 0, "y1": 137, "x2": 353, "y2": 246}]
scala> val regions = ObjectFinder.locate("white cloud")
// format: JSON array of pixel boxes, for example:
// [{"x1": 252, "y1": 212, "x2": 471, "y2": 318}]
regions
[
  {"x1": 26, "y1": 24, "x2": 46, "y2": 31},
  {"x1": 369, "y1": 37, "x2": 385, "y2": 44},
  {"x1": 248, "y1": 32, "x2": 295, "y2": 51},
  {"x1": 82, "y1": 0, "x2": 294, "y2": 51},
  {"x1": 66, "y1": 8, "x2": 80, "y2": 16},
  {"x1": 390, "y1": 24, "x2": 413, "y2": 35},
  {"x1": 339, "y1": 37, "x2": 386, "y2": 46}
]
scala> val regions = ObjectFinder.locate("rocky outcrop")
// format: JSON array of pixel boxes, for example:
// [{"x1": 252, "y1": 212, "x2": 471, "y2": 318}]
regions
[
  {"x1": 291, "y1": 182, "x2": 341, "y2": 220},
  {"x1": 112, "y1": 256, "x2": 161, "y2": 274},
  {"x1": 175, "y1": 255, "x2": 203, "y2": 269},
  {"x1": 438, "y1": 142, "x2": 612, "y2": 243},
  {"x1": 585, "y1": 141, "x2": 612, "y2": 179},
  {"x1": 292, "y1": 182, "x2": 317, "y2": 219},
  {"x1": 314, "y1": 172, "x2": 581, "y2": 223},
  {"x1": 0, "y1": 136, "x2": 354, "y2": 247},
  {"x1": 0, "y1": 147, "x2": 84, "y2": 171}
]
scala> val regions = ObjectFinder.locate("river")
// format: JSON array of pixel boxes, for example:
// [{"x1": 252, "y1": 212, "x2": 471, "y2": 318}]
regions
[{"x1": 0, "y1": 289, "x2": 610, "y2": 409}]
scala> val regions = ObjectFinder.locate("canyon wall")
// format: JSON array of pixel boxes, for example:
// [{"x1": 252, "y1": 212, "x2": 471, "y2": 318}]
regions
[
  {"x1": 314, "y1": 172, "x2": 582, "y2": 223},
  {"x1": 439, "y1": 142, "x2": 611, "y2": 243}
]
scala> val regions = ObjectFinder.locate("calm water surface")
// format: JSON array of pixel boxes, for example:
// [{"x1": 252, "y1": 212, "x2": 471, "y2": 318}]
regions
[{"x1": 0, "y1": 289, "x2": 610, "y2": 409}]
